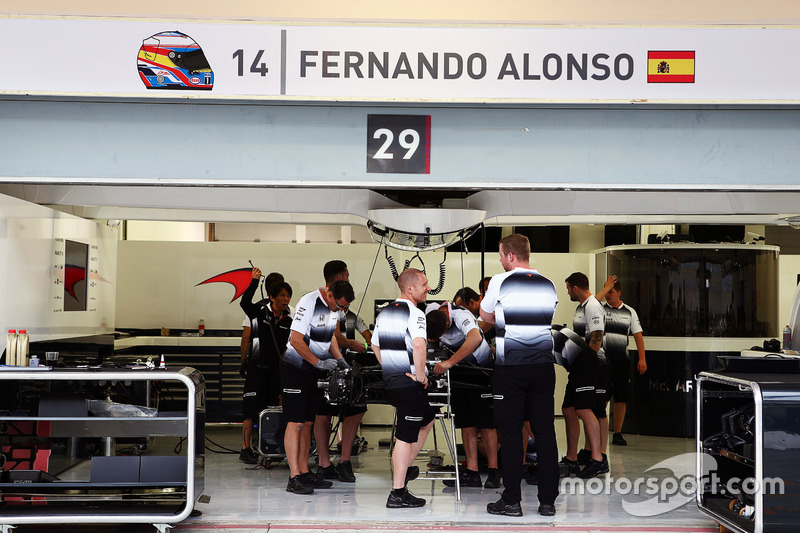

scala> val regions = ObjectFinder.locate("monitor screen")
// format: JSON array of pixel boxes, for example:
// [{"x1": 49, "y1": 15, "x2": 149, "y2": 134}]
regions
[{"x1": 64, "y1": 240, "x2": 88, "y2": 312}]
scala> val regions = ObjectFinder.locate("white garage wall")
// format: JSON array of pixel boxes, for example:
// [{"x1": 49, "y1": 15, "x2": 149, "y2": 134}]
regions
[
  {"x1": 115, "y1": 240, "x2": 593, "y2": 331},
  {"x1": 115, "y1": 238, "x2": 800, "y2": 421},
  {"x1": 0, "y1": 193, "x2": 117, "y2": 343},
  {"x1": 115, "y1": 239, "x2": 590, "y2": 419}
]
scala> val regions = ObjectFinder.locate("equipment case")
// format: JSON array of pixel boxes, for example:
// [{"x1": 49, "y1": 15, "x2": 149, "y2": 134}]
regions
[{"x1": 257, "y1": 407, "x2": 286, "y2": 458}]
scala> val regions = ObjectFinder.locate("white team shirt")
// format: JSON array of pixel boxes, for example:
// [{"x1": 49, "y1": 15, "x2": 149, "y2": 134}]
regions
[
  {"x1": 572, "y1": 295, "x2": 606, "y2": 362},
  {"x1": 282, "y1": 289, "x2": 340, "y2": 369},
  {"x1": 603, "y1": 301, "x2": 642, "y2": 360},
  {"x1": 480, "y1": 267, "x2": 558, "y2": 366},
  {"x1": 373, "y1": 298, "x2": 428, "y2": 389},
  {"x1": 425, "y1": 302, "x2": 492, "y2": 367}
]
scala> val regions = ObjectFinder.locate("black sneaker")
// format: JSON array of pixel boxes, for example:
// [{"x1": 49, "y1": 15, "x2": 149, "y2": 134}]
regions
[
  {"x1": 577, "y1": 458, "x2": 609, "y2": 479},
  {"x1": 612, "y1": 432, "x2": 628, "y2": 446},
  {"x1": 386, "y1": 487, "x2": 426, "y2": 508},
  {"x1": 316, "y1": 464, "x2": 338, "y2": 479},
  {"x1": 538, "y1": 503, "x2": 556, "y2": 516},
  {"x1": 576, "y1": 448, "x2": 592, "y2": 465},
  {"x1": 601, "y1": 453, "x2": 609, "y2": 470},
  {"x1": 484, "y1": 468, "x2": 502, "y2": 489},
  {"x1": 335, "y1": 460, "x2": 356, "y2": 482},
  {"x1": 239, "y1": 447, "x2": 258, "y2": 465},
  {"x1": 443, "y1": 467, "x2": 482, "y2": 487},
  {"x1": 558, "y1": 456, "x2": 579, "y2": 477},
  {"x1": 301, "y1": 471, "x2": 333, "y2": 489},
  {"x1": 487, "y1": 497, "x2": 522, "y2": 517},
  {"x1": 286, "y1": 475, "x2": 314, "y2": 494},
  {"x1": 405, "y1": 465, "x2": 419, "y2": 484}
]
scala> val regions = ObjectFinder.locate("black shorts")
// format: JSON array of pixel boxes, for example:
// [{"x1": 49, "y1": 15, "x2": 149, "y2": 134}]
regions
[
  {"x1": 242, "y1": 360, "x2": 281, "y2": 419},
  {"x1": 386, "y1": 385, "x2": 436, "y2": 444},
  {"x1": 280, "y1": 361, "x2": 322, "y2": 424},
  {"x1": 562, "y1": 350, "x2": 598, "y2": 411},
  {"x1": 316, "y1": 402, "x2": 368, "y2": 418},
  {"x1": 451, "y1": 388, "x2": 494, "y2": 429},
  {"x1": 593, "y1": 362, "x2": 611, "y2": 419},
  {"x1": 608, "y1": 350, "x2": 632, "y2": 402}
]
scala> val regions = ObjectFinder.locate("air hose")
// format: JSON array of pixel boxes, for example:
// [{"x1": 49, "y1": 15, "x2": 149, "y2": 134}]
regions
[
  {"x1": 385, "y1": 246, "x2": 446, "y2": 296},
  {"x1": 385, "y1": 245, "x2": 402, "y2": 281},
  {"x1": 427, "y1": 248, "x2": 447, "y2": 295}
]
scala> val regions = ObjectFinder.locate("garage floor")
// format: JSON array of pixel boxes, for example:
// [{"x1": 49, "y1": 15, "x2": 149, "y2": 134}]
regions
[
  {"x1": 184, "y1": 420, "x2": 719, "y2": 533},
  {"x1": 9, "y1": 419, "x2": 719, "y2": 533}
]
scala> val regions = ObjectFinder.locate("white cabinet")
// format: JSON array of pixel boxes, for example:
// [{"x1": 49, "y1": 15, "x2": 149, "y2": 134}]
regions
[{"x1": 0, "y1": 367, "x2": 205, "y2": 532}]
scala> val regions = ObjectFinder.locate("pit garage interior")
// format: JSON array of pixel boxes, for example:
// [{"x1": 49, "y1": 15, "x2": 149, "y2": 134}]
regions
[{"x1": 3, "y1": 2, "x2": 800, "y2": 533}]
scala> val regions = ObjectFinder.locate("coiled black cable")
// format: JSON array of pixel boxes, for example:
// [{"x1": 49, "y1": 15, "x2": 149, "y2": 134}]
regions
[
  {"x1": 385, "y1": 248, "x2": 421, "y2": 281},
  {"x1": 427, "y1": 248, "x2": 447, "y2": 296},
  {"x1": 385, "y1": 245, "x2": 400, "y2": 281}
]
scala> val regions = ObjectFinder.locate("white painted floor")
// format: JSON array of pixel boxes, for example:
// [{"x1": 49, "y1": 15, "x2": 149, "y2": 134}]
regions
[
  {"x1": 9, "y1": 420, "x2": 720, "y2": 533},
  {"x1": 183, "y1": 420, "x2": 720, "y2": 533}
]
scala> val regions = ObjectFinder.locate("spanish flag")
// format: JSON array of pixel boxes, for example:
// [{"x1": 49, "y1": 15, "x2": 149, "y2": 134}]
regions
[{"x1": 647, "y1": 51, "x2": 695, "y2": 83}]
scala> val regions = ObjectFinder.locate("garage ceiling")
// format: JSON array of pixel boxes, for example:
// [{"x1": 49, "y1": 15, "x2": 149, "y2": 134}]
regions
[{"x1": 0, "y1": 183, "x2": 798, "y2": 228}]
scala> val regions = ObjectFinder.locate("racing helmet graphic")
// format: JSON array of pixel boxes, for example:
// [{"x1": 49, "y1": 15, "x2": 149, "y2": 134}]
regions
[{"x1": 137, "y1": 31, "x2": 213, "y2": 90}]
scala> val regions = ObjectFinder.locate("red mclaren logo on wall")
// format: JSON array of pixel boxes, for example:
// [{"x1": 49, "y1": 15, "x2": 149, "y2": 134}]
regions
[{"x1": 196, "y1": 267, "x2": 252, "y2": 303}]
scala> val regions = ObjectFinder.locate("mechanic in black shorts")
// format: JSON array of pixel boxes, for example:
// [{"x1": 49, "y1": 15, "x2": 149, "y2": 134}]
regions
[
  {"x1": 426, "y1": 298, "x2": 499, "y2": 489},
  {"x1": 239, "y1": 268, "x2": 292, "y2": 464},
  {"x1": 281, "y1": 279, "x2": 355, "y2": 495},
  {"x1": 373, "y1": 268, "x2": 435, "y2": 509},
  {"x1": 561, "y1": 272, "x2": 608, "y2": 479},
  {"x1": 314, "y1": 260, "x2": 371, "y2": 483},
  {"x1": 595, "y1": 275, "x2": 647, "y2": 446}
]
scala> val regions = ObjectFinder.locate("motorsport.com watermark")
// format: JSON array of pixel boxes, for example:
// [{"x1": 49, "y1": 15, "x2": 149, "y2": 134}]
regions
[{"x1": 559, "y1": 452, "x2": 785, "y2": 517}]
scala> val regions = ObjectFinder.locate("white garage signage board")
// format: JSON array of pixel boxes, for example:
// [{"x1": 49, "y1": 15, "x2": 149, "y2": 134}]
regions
[{"x1": 1, "y1": 16, "x2": 800, "y2": 103}]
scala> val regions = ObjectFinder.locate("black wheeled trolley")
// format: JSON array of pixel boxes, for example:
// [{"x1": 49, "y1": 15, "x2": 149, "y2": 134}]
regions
[{"x1": 697, "y1": 366, "x2": 800, "y2": 533}]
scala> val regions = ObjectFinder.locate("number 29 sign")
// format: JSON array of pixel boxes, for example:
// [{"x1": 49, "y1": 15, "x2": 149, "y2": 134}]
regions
[{"x1": 367, "y1": 115, "x2": 431, "y2": 174}]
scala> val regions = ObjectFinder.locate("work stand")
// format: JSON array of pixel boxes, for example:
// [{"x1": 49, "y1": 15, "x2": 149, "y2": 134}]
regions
[{"x1": 388, "y1": 365, "x2": 461, "y2": 500}]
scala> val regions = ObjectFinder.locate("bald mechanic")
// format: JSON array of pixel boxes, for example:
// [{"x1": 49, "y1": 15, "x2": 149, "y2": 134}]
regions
[
  {"x1": 480, "y1": 233, "x2": 559, "y2": 517},
  {"x1": 281, "y1": 279, "x2": 355, "y2": 495},
  {"x1": 372, "y1": 268, "x2": 435, "y2": 509}
]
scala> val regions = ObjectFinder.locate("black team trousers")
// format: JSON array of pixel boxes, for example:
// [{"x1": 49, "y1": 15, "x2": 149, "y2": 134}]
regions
[{"x1": 492, "y1": 362, "x2": 559, "y2": 506}]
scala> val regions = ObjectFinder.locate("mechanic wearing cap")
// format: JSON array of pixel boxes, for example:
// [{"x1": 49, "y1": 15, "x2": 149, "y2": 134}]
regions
[
  {"x1": 372, "y1": 268, "x2": 435, "y2": 509},
  {"x1": 280, "y1": 278, "x2": 355, "y2": 495}
]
